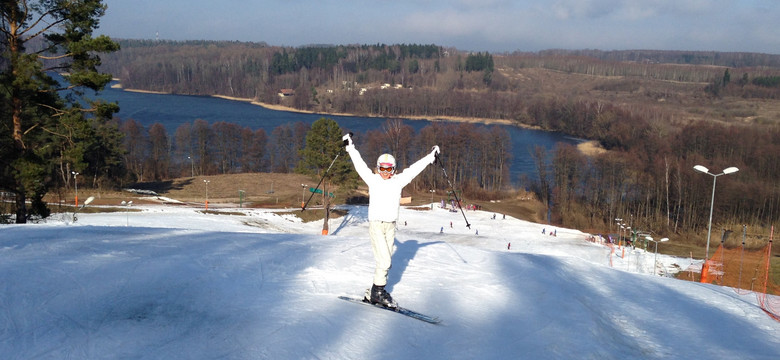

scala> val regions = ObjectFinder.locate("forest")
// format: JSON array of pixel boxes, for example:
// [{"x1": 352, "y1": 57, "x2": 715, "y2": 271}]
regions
[{"x1": 5, "y1": 30, "x2": 780, "y2": 247}]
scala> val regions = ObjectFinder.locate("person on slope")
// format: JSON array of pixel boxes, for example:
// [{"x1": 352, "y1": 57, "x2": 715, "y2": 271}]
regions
[{"x1": 342, "y1": 133, "x2": 439, "y2": 308}]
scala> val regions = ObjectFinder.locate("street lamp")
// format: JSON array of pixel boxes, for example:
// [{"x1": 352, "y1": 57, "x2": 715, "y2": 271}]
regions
[
  {"x1": 71, "y1": 171, "x2": 79, "y2": 207},
  {"x1": 188, "y1": 156, "x2": 194, "y2": 177},
  {"x1": 121, "y1": 200, "x2": 133, "y2": 226},
  {"x1": 694, "y1": 165, "x2": 739, "y2": 259},
  {"x1": 619, "y1": 224, "x2": 628, "y2": 247},
  {"x1": 625, "y1": 226, "x2": 631, "y2": 247},
  {"x1": 204, "y1": 179, "x2": 210, "y2": 210},
  {"x1": 646, "y1": 236, "x2": 670, "y2": 275},
  {"x1": 301, "y1": 184, "x2": 307, "y2": 209}
]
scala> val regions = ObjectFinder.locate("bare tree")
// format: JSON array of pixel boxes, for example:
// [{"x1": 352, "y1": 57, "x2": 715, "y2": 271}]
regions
[
  {"x1": 147, "y1": 123, "x2": 170, "y2": 180},
  {"x1": 120, "y1": 119, "x2": 149, "y2": 182},
  {"x1": 173, "y1": 122, "x2": 194, "y2": 177}
]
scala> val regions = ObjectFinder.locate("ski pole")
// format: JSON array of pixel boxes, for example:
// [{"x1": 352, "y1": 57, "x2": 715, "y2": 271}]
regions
[
  {"x1": 302, "y1": 133, "x2": 352, "y2": 212},
  {"x1": 435, "y1": 153, "x2": 471, "y2": 229},
  {"x1": 302, "y1": 150, "x2": 342, "y2": 211}
]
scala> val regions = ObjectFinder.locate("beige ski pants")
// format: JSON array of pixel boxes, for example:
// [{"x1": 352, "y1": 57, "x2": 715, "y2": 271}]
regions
[{"x1": 368, "y1": 221, "x2": 396, "y2": 286}]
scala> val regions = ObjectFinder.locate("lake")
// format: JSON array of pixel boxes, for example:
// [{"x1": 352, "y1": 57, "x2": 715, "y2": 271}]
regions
[{"x1": 95, "y1": 83, "x2": 581, "y2": 182}]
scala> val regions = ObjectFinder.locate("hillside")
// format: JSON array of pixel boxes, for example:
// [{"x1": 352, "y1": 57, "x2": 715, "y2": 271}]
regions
[{"x1": 99, "y1": 41, "x2": 780, "y2": 127}]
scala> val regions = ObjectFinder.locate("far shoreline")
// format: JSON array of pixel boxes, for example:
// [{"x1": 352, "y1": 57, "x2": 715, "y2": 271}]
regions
[
  {"x1": 114, "y1": 82, "x2": 533, "y2": 129},
  {"x1": 210, "y1": 94, "x2": 524, "y2": 128},
  {"x1": 113, "y1": 83, "x2": 604, "y2": 156}
]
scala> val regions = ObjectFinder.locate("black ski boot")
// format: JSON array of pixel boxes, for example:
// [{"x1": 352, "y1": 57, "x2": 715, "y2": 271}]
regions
[{"x1": 364, "y1": 284, "x2": 397, "y2": 308}]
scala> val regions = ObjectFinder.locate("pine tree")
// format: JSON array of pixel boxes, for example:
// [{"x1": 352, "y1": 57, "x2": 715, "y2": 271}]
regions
[
  {"x1": 298, "y1": 117, "x2": 354, "y2": 233},
  {"x1": 1, "y1": 0, "x2": 120, "y2": 223}
]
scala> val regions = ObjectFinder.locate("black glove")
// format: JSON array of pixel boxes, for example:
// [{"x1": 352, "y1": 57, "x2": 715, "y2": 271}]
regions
[
  {"x1": 431, "y1": 145, "x2": 440, "y2": 164},
  {"x1": 342, "y1": 132, "x2": 353, "y2": 147}
]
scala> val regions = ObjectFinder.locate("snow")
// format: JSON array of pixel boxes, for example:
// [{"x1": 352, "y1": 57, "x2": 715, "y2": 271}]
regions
[{"x1": 2, "y1": 204, "x2": 779, "y2": 359}]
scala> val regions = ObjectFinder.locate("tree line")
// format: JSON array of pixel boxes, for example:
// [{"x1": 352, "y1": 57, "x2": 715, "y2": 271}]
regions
[
  {"x1": 270, "y1": 43, "x2": 442, "y2": 76},
  {"x1": 537, "y1": 49, "x2": 780, "y2": 68},
  {"x1": 117, "y1": 117, "x2": 512, "y2": 195}
]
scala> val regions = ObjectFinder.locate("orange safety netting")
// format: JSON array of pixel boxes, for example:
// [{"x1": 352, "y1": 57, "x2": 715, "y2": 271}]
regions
[{"x1": 696, "y1": 237, "x2": 780, "y2": 321}]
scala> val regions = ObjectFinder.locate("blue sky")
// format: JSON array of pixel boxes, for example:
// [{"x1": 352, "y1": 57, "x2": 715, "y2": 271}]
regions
[{"x1": 97, "y1": 0, "x2": 780, "y2": 54}]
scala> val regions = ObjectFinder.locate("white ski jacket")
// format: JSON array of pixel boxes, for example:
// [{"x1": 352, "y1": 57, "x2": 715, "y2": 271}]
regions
[{"x1": 345, "y1": 145, "x2": 437, "y2": 222}]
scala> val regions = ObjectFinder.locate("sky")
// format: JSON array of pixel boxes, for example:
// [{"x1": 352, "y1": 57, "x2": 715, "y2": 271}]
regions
[
  {"x1": 2, "y1": 199, "x2": 779, "y2": 358},
  {"x1": 95, "y1": 0, "x2": 780, "y2": 54}
]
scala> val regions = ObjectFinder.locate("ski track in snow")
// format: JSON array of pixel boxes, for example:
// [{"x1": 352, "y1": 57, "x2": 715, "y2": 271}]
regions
[{"x1": 1, "y1": 204, "x2": 779, "y2": 359}]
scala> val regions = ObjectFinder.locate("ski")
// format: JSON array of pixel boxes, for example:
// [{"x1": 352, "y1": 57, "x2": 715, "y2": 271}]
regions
[{"x1": 338, "y1": 296, "x2": 442, "y2": 324}]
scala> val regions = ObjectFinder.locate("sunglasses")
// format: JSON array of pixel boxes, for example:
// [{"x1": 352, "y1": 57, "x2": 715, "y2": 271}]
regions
[{"x1": 378, "y1": 166, "x2": 394, "y2": 173}]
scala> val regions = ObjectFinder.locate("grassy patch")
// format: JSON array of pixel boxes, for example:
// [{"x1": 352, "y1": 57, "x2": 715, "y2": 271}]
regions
[
  {"x1": 198, "y1": 210, "x2": 246, "y2": 216},
  {"x1": 279, "y1": 208, "x2": 348, "y2": 223},
  {"x1": 51, "y1": 206, "x2": 142, "y2": 214}
]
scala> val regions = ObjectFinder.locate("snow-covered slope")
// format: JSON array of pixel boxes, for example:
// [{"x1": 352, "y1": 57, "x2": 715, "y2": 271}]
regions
[{"x1": 1, "y1": 205, "x2": 778, "y2": 359}]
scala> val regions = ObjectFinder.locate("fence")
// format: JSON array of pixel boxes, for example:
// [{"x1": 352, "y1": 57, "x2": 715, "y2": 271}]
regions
[{"x1": 683, "y1": 226, "x2": 779, "y2": 321}]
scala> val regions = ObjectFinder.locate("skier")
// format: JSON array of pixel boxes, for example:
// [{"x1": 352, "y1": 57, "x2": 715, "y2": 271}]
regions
[{"x1": 342, "y1": 133, "x2": 440, "y2": 308}]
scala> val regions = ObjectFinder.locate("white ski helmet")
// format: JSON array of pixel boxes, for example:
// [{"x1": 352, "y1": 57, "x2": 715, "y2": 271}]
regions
[{"x1": 377, "y1": 153, "x2": 396, "y2": 170}]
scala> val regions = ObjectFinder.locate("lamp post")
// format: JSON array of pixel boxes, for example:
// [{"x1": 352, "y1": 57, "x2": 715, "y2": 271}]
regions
[
  {"x1": 614, "y1": 218, "x2": 622, "y2": 244},
  {"x1": 694, "y1": 165, "x2": 739, "y2": 259},
  {"x1": 647, "y1": 236, "x2": 670, "y2": 275},
  {"x1": 621, "y1": 224, "x2": 627, "y2": 247},
  {"x1": 625, "y1": 226, "x2": 631, "y2": 247},
  {"x1": 71, "y1": 171, "x2": 79, "y2": 207},
  {"x1": 301, "y1": 184, "x2": 307, "y2": 209},
  {"x1": 188, "y1": 156, "x2": 194, "y2": 177},
  {"x1": 121, "y1": 200, "x2": 133, "y2": 226},
  {"x1": 204, "y1": 179, "x2": 210, "y2": 210}
]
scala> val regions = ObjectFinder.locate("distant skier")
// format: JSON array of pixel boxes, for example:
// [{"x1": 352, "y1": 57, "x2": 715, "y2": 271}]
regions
[{"x1": 342, "y1": 133, "x2": 439, "y2": 308}]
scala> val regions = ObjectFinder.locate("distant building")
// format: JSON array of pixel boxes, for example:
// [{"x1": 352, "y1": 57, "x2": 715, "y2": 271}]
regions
[
  {"x1": 278, "y1": 89, "x2": 294, "y2": 97},
  {"x1": 400, "y1": 190, "x2": 411, "y2": 204}
]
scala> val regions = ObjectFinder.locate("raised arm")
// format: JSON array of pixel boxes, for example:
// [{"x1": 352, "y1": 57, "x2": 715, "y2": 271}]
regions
[
  {"x1": 343, "y1": 134, "x2": 375, "y2": 183},
  {"x1": 395, "y1": 146, "x2": 440, "y2": 186}
]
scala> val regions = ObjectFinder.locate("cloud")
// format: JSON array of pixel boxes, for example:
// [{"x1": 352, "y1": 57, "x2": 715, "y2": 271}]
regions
[
  {"x1": 549, "y1": 0, "x2": 721, "y2": 21},
  {"x1": 551, "y1": 0, "x2": 620, "y2": 20}
]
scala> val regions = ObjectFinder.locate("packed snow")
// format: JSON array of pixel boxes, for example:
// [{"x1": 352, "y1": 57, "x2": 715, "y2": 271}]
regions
[{"x1": 2, "y1": 203, "x2": 779, "y2": 359}]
